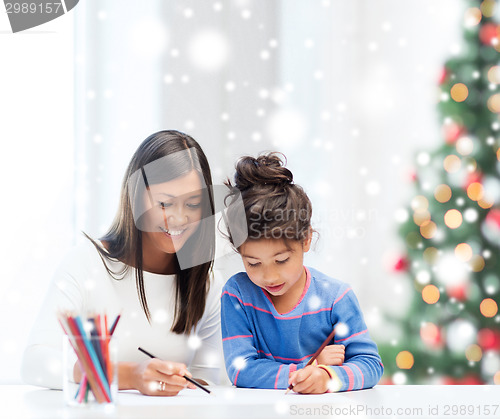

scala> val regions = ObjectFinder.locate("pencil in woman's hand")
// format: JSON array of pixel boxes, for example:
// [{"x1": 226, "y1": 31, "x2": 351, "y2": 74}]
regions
[
  {"x1": 285, "y1": 328, "x2": 336, "y2": 394},
  {"x1": 137, "y1": 347, "x2": 213, "y2": 395}
]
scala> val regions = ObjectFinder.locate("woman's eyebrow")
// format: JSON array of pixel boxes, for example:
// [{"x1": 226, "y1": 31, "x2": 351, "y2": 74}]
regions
[{"x1": 155, "y1": 193, "x2": 202, "y2": 199}]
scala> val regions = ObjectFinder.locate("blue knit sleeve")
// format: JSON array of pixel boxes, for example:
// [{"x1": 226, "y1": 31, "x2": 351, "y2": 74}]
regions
[
  {"x1": 221, "y1": 283, "x2": 305, "y2": 389},
  {"x1": 327, "y1": 285, "x2": 384, "y2": 391}
]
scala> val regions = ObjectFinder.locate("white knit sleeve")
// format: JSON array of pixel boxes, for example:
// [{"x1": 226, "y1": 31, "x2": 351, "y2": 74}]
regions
[{"x1": 188, "y1": 270, "x2": 227, "y2": 385}]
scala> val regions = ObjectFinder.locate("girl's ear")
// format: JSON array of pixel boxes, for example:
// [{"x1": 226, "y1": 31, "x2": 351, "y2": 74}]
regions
[{"x1": 303, "y1": 227, "x2": 313, "y2": 253}]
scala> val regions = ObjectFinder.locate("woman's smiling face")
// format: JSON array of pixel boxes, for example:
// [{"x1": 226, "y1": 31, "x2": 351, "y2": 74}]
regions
[{"x1": 141, "y1": 170, "x2": 203, "y2": 256}]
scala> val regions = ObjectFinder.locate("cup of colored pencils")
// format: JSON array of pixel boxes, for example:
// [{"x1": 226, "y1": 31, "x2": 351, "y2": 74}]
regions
[{"x1": 58, "y1": 312, "x2": 120, "y2": 407}]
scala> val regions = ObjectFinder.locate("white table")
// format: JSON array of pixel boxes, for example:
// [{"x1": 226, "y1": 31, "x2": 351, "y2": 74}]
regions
[{"x1": 2, "y1": 385, "x2": 499, "y2": 419}]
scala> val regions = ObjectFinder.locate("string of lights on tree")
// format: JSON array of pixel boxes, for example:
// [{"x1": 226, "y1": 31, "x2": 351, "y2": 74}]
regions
[{"x1": 382, "y1": 0, "x2": 500, "y2": 385}]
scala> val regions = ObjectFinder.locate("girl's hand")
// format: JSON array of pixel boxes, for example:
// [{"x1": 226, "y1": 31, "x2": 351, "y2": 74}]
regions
[
  {"x1": 316, "y1": 344, "x2": 345, "y2": 365},
  {"x1": 288, "y1": 365, "x2": 330, "y2": 394},
  {"x1": 130, "y1": 359, "x2": 193, "y2": 396}
]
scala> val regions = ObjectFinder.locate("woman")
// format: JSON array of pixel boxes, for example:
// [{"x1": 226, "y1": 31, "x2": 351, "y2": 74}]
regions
[{"x1": 21, "y1": 130, "x2": 222, "y2": 396}]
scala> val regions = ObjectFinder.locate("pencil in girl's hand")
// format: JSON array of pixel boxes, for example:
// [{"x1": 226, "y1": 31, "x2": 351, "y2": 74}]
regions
[
  {"x1": 137, "y1": 347, "x2": 213, "y2": 396},
  {"x1": 285, "y1": 328, "x2": 336, "y2": 394}
]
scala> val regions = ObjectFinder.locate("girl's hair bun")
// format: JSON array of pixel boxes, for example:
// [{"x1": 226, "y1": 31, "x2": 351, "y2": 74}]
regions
[{"x1": 234, "y1": 152, "x2": 293, "y2": 190}]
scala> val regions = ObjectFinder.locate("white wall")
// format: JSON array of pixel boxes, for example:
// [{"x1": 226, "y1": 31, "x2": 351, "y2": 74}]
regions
[{"x1": 0, "y1": 11, "x2": 74, "y2": 382}]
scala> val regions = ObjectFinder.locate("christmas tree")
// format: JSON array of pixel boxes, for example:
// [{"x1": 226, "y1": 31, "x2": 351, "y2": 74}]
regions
[{"x1": 382, "y1": 0, "x2": 500, "y2": 385}]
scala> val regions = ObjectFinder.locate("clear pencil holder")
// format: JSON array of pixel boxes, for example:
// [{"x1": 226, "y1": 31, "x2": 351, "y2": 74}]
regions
[{"x1": 62, "y1": 335, "x2": 118, "y2": 408}]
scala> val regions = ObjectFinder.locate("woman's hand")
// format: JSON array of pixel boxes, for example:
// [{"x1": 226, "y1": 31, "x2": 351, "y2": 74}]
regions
[
  {"x1": 130, "y1": 359, "x2": 194, "y2": 396},
  {"x1": 288, "y1": 365, "x2": 330, "y2": 394},
  {"x1": 75, "y1": 359, "x2": 196, "y2": 396},
  {"x1": 316, "y1": 344, "x2": 345, "y2": 365}
]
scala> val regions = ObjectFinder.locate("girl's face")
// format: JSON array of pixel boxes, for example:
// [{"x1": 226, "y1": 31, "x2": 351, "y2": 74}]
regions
[
  {"x1": 141, "y1": 170, "x2": 204, "y2": 255},
  {"x1": 239, "y1": 237, "x2": 311, "y2": 298}
]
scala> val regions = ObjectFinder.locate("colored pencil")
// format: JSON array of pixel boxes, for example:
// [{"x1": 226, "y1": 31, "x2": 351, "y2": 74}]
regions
[
  {"x1": 57, "y1": 314, "x2": 108, "y2": 403},
  {"x1": 79, "y1": 313, "x2": 121, "y2": 399},
  {"x1": 137, "y1": 347, "x2": 213, "y2": 395},
  {"x1": 73, "y1": 316, "x2": 111, "y2": 398},
  {"x1": 109, "y1": 314, "x2": 121, "y2": 336},
  {"x1": 285, "y1": 328, "x2": 336, "y2": 394},
  {"x1": 57, "y1": 312, "x2": 118, "y2": 403}
]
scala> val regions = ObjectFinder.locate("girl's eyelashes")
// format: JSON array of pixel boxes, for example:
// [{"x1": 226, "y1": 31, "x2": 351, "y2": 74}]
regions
[
  {"x1": 247, "y1": 261, "x2": 261, "y2": 267},
  {"x1": 159, "y1": 201, "x2": 172, "y2": 208},
  {"x1": 246, "y1": 258, "x2": 289, "y2": 267},
  {"x1": 187, "y1": 202, "x2": 202, "y2": 209}
]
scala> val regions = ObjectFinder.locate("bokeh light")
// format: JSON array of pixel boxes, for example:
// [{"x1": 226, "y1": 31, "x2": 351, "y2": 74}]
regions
[
  {"x1": 464, "y1": 7, "x2": 482, "y2": 27},
  {"x1": 455, "y1": 243, "x2": 473, "y2": 261},
  {"x1": 483, "y1": 176, "x2": 500, "y2": 203},
  {"x1": 411, "y1": 195, "x2": 429, "y2": 212},
  {"x1": 456, "y1": 136, "x2": 474, "y2": 155},
  {"x1": 484, "y1": 274, "x2": 500, "y2": 294},
  {"x1": 470, "y1": 255, "x2": 486, "y2": 272},
  {"x1": 488, "y1": 66, "x2": 500, "y2": 84},
  {"x1": 480, "y1": 298, "x2": 498, "y2": 317},
  {"x1": 478, "y1": 328, "x2": 498, "y2": 349},
  {"x1": 444, "y1": 209, "x2": 463, "y2": 229},
  {"x1": 487, "y1": 93, "x2": 500, "y2": 113},
  {"x1": 478, "y1": 198, "x2": 494, "y2": 209},
  {"x1": 414, "y1": 210, "x2": 431, "y2": 226},
  {"x1": 443, "y1": 121, "x2": 462, "y2": 144},
  {"x1": 420, "y1": 322, "x2": 440, "y2": 346},
  {"x1": 464, "y1": 157, "x2": 477, "y2": 173},
  {"x1": 481, "y1": 0, "x2": 496, "y2": 18},
  {"x1": 464, "y1": 207, "x2": 479, "y2": 222},
  {"x1": 494, "y1": 371, "x2": 500, "y2": 385},
  {"x1": 467, "y1": 182, "x2": 484, "y2": 201},
  {"x1": 447, "y1": 320, "x2": 477, "y2": 352},
  {"x1": 481, "y1": 351, "x2": 500, "y2": 376},
  {"x1": 434, "y1": 184, "x2": 452, "y2": 203},
  {"x1": 479, "y1": 22, "x2": 500, "y2": 46},
  {"x1": 396, "y1": 351, "x2": 414, "y2": 369},
  {"x1": 450, "y1": 83, "x2": 469, "y2": 102},
  {"x1": 444, "y1": 155, "x2": 461, "y2": 172},
  {"x1": 416, "y1": 270, "x2": 431, "y2": 285},
  {"x1": 465, "y1": 344, "x2": 483, "y2": 362},
  {"x1": 420, "y1": 221, "x2": 437, "y2": 239},
  {"x1": 188, "y1": 29, "x2": 230, "y2": 72},
  {"x1": 422, "y1": 284, "x2": 440, "y2": 304}
]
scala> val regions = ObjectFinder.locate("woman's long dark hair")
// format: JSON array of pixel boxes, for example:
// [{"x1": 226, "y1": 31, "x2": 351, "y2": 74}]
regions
[{"x1": 85, "y1": 130, "x2": 215, "y2": 334}]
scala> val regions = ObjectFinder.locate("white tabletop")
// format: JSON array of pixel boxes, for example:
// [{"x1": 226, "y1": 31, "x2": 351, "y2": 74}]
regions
[{"x1": 2, "y1": 384, "x2": 499, "y2": 419}]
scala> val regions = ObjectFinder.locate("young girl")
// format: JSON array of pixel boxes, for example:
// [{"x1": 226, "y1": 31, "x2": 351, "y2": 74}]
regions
[
  {"x1": 21, "y1": 130, "x2": 222, "y2": 396},
  {"x1": 221, "y1": 153, "x2": 383, "y2": 393}
]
